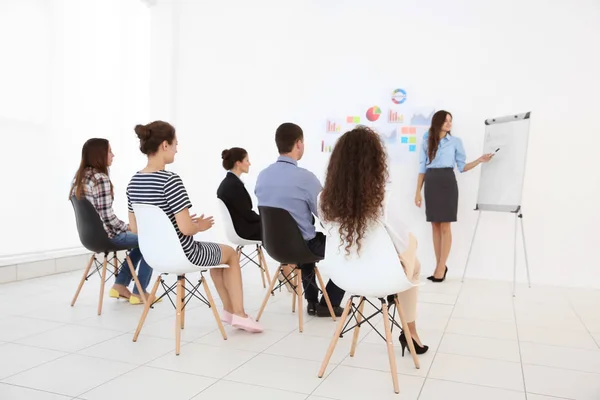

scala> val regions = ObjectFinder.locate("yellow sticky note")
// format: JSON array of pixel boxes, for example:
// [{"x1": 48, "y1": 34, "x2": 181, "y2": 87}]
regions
[{"x1": 409, "y1": 136, "x2": 417, "y2": 144}]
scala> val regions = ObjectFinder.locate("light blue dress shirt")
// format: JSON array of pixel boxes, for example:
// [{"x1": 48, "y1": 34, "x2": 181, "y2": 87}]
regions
[
  {"x1": 419, "y1": 131, "x2": 467, "y2": 174},
  {"x1": 255, "y1": 156, "x2": 323, "y2": 241}
]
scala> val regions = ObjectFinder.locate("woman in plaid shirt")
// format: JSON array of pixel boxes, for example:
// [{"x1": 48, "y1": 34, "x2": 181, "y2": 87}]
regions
[{"x1": 71, "y1": 138, "x2": 154, "y2": 304}]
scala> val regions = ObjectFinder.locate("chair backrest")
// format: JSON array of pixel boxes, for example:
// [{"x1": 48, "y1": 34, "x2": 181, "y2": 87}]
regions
[
  {"x1": 70, "y1": 195, "x2": 123, "y2": 253},
  {"x1": 132, "y1": 203, "x2": 194, "y2": 274},
  {"x1": 217, "y1": 198, "x2": 259, "y2": 246},
  {"x1": 321, "y1": 218, "x2": 415, "y2": 298},
  {"x1": 258, "y1": 206, "x2": 322, "y2": 264}
]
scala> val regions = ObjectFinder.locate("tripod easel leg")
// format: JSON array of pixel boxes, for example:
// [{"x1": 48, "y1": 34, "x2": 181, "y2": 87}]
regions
[
  {"x1": 462, "y1": 210, "x2": 482, "y2": 282},
  {"x1": 513, "y1": 212, "x2": 518, "y2": 297},
  {"x1": 519, "y1": 213, "x2": 532, "y2": 289}
]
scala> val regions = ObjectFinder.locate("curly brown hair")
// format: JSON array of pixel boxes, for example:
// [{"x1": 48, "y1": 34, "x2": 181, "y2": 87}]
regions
[{"x1": 320, "y1": 126, "x2": 389, "y2": 255}]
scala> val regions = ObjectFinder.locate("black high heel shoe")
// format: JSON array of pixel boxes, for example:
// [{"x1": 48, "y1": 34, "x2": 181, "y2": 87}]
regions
[
  {"x1": 427, "y1": 266, "x2": 448, "y2": 282},
  {"x1": 399, "y1": 332, "x2": 429, "y2": 356}
]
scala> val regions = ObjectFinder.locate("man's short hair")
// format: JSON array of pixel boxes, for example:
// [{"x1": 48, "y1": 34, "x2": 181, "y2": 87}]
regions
[{"x1": 275, "y1": 123, "x2": 303, "y2": 154}]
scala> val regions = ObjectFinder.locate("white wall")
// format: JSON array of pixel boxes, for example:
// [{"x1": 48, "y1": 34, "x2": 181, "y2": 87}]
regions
[
  {"x1": 150, "y1": 0, "x2": 600, "y2": 288},
  {"x1": 0, "y1": 0, "x2": 151, "y2": 257}
]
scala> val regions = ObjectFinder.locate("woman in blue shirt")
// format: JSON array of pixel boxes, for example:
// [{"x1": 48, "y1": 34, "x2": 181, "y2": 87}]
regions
[{"x1": 414, "y1": 110, "x2": 494, "y2": 282}]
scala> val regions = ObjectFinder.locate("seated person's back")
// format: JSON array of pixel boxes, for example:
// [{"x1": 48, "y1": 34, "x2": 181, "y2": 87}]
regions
[
  {"x1": 217, "y1": 147, "x2": 261, "y2": 241},
  {"x1": 255, "y1": 122, "x2": 345, "y2": 316}
]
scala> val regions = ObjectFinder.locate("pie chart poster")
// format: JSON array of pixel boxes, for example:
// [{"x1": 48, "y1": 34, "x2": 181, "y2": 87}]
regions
[{"x1": 319, "y1": 86, "x2": 435, "y2": 165}]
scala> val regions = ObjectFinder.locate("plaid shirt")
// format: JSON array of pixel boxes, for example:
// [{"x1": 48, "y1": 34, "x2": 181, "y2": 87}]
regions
[{"x1": 78, "y1": 168, "x2": 128, "y2": 239}]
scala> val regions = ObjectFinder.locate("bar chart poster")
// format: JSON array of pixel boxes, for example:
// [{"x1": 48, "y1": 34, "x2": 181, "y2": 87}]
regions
[
  {"x1": 388, "y1": 110, "x2": 404, "y2": 123},
  {"x1": 325, "y1": 119, "x2": 342, "y2": 133}
]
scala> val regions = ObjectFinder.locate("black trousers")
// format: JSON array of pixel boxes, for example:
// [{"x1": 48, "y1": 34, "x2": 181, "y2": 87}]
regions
[{"x1": 299, "y1": 232, "x2": 345, "y2": 307}]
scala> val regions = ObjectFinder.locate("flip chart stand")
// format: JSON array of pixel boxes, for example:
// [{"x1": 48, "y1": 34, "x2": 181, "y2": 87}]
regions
[{"x1": 461, "y1": 206, "x2": 532, "y2": 297}]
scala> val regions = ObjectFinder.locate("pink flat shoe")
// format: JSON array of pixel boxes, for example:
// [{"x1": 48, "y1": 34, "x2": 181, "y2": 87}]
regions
[
  {"x1": 231, "y1": 314, "x2": 264, "y2": 333},
  {"x1": 221, "y1": 310, "x2": 233, "y2": 325}
]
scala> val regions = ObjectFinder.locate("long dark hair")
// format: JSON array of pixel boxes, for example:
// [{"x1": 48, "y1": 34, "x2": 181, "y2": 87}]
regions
[
  {"x1": 70, "y1": 138, "x2": 112, "y2": 200},
  {"x1": 427, "y1": 110, "x2": 452, "y2": 164},
  {"x1": 320, "y1": 126, "x2": 388, "y2": 255}
]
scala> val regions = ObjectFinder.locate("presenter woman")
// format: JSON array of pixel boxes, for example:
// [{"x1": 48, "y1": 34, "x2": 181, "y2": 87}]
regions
[{"x1": 414, "y1": 110, "x2": 494, "y2": 282}]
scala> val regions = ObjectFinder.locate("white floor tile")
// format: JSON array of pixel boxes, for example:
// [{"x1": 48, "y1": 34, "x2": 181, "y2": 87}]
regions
[
  {"x1": 438, "y1": 333, "x2": 520, "y2": 362},
  {"x1": 0, "y1": 316, "x2": 64, "y2": 342},
  {"x1": 526, "y1": 394, "x2": 571, "y2": 400},
  {"x1": 0, "y1": 383, "x2": 71, "y2": 400},
  {"x1": 520, "y1": 342, "x2": 600, "y2": 374},
  {"x1": 225, "y1": 353, "x2": 328, "y2": 394},
  {"x1": 15, "y1": 324, "x2": 122, "y2": 352},
  {"x1": 523, "y1": 364, "x2": 600, "y2": 400},
  {"x1": 2, "y1": 354, "x2": 136, "y2": 397},
  {"x1": 428, "y1": 353, "x2": 524, "y2": 391},
  {"x1": 312, "y1": 365, "x2": 424, "y2": 400},
  {"x1": 419, "y1": 379, "x2": 525, "y2": 400},
  {"x1": 148, "y1": 343, "x2": 258, "y2": 379},
  {"x1": 0, "y1": 343, "x2": 67, "y2": 379},
  {"x1": 79, "y1": 366, "x2": 216, "y2": 400},
  {"x1": 196, "y1": 326, "x2": 290, "y2": 352},
  {"x1": 446, "y1": 317, "x2": 518, "y2": 340},
  {"x1": 264, "y1": 331, "x2": 352, "y2": 364},
  {"x1": 23, "y1": 304, "x2": 97, "y2": 324},
  {"x1": 78, "y1": 333, "x2": 175, "y2": 364},
  {"x1": 451, "y1": 301, "x2": 515, "y2": 323},
  {"x1": 192, "y1": 380, "x2": 307, "y2": 400},
  {"x1": 518, "y1": 325, "x2": 598, "y2": 350},
  {"x1": 418, "y1": 291, "x2": 457, "y2": 305}
]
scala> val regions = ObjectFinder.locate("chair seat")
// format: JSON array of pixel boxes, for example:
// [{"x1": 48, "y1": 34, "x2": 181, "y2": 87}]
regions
[
  {"x1": 164, "y1": 262, "x2": 230, "y2": 276},
  {"x1": 234, "y1": 238, "x2": 262, "y2": 247}
]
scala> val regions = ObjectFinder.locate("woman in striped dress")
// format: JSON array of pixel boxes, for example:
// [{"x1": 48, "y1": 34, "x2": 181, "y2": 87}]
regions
[{"x1": 126, "y1": 121, "x2": 263, "y2": 333}]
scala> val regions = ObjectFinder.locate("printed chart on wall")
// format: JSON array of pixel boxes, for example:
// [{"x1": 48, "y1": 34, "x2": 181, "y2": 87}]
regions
[{"x1": 320, "y1": 88, "x2": 435, "y2": 164}]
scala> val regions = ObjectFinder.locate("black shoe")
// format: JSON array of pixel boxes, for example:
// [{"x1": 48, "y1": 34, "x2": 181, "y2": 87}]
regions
[
  {"x1": 399, "y1": 332, "x2": 429, "y2": 356},
  {"x1": 307, "y1": 301, "x2": 318, "y2": 316},
  {"x1": 316, "y1": 303, "x2": 344, "y2": 317},
  {"x1": 427, "y1": 266, "x2": 448, "y2": 282}
]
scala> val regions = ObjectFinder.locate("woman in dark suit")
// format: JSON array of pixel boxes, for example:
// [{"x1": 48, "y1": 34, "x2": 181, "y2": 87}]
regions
[{"x1": 217, "y1": 147, "x2": 261, "y2": 241}]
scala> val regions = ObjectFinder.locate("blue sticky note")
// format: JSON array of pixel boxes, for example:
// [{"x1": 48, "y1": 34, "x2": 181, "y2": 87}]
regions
[
  {"x1": 401, "y1": 137, "x2": 408, "y2": 144},
  {"x1": 409, "y1": 144, "x2": 416, "y2": 152}
]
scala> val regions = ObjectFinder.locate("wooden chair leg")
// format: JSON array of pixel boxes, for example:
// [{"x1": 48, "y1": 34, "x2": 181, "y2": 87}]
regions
[
  {"x1": 133, "y1": 276, "x2": 161, "y2": 342},
  {"x1": 315, "y1": 267, "x2": 337, "y2": 321},
  {"x1": 181, "y1": 278, "x2": 186, "y2": 330},
  {"x1": 97, "y1": 254, "x2": 108, "y2": 316},
  {"x1": 256, "y1": 265, "x2": 282, "y2": 321},
  {"x1": 112, "y1": 251, "x2": 119, "y2": 277},
  {"x1": 318, "y1": 297, "x2": 353, "y2": 378},
  {"x1": 126, "y1": 255, "x2": 147, "y2": 304},
  {"x1": 202, "y1": 275, "x2": 227, "y2": 340},
  {"x1": 258, "y1": 245, "x2": 271, "y2": 290},
  {"x1": 382, "y1": 302, "x2": 400, "y2": 394},
  {"x1": 291, "y1": 267, "x2": 297, "y2": 313},
  {"x1": 175, "y1": 275, "x2": 184, "y2": 355},
  {"x1": 350, "y1": 297, "x2": 365, "y2": 357},
  {"x1": 394, "y1": 297, "x2": 420, "y2": 369},
  {"x1": 297, "y1": 268, "x2": 303, "y2": 332},
  {"x1": 71, "y1": 254, "x2": 95, "y2": 307}
]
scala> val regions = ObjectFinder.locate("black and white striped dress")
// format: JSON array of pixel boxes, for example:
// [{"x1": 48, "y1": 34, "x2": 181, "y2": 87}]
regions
[{"x1": 126, "y1": 170, "x2": 222, "y2": 266}]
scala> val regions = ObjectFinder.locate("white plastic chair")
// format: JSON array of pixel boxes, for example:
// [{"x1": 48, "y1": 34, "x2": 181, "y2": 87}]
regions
[
  {"x1": 217, "y1": 199, "x2": 271, "y2": 288},
  {"x1": 131, "y1": 203, "x2": 228, "y2": 355},
  {"x1": 317, "y1": 219, "x2": 421, "y2": 394}
]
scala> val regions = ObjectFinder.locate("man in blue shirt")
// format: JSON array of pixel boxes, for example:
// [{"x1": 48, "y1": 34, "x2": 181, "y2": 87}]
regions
[{"x1": 255, "y1": 123, "x2": 344, "y2": 317}]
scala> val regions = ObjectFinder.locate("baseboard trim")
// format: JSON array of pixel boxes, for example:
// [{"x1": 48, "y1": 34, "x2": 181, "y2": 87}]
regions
[{"x1": 0, "y1": 250, "x2": 128, "y2": 284}]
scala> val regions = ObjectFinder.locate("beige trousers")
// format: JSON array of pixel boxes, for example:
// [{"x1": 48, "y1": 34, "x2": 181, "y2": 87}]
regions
[{"x1": 397, "y1": 233, "x2": 420, "y2": 323}]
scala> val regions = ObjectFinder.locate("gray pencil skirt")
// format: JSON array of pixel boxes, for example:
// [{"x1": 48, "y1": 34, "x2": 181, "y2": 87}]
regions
[{"x1": 424, "y1": 168, "x2": 458, "y2": 223}]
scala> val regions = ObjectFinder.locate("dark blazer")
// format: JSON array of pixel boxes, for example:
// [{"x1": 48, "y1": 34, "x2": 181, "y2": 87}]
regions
[{"x1": 217, "y1": 172, "x2": 262, "y2": 241}]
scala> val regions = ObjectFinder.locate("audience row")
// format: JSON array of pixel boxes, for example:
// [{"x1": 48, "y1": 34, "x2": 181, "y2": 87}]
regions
[{"x1": 70, "y1": 121, "x2": 428, "y2": 352}]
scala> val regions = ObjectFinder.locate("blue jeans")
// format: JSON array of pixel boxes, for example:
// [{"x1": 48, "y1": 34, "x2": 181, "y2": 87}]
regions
[{"x1": 111, "y1": 232, "x2": 152, "y2": 295}]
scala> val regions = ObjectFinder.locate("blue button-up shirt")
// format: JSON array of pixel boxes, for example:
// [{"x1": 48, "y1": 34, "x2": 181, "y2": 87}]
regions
[
  {"x1": 419, "y1": 131, "x2": 467, "y2": 174},
  {"x1": 255, "y1": 156, "x2": 323, "y2": 241}
]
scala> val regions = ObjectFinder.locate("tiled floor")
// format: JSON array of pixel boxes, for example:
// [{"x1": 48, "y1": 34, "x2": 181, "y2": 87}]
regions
[{"x1": 0, "y1": 265, "x2": 599, "y2": 399}]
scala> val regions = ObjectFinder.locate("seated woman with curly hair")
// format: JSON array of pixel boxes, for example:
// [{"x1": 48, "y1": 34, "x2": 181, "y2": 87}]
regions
[{"x1": 319, "y1": 125, "x2": 428, "y2": 355}]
